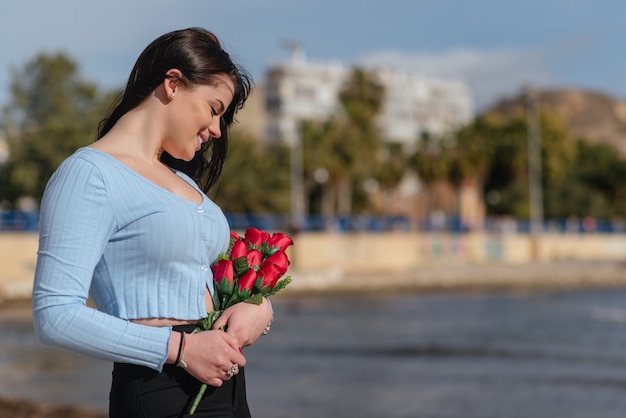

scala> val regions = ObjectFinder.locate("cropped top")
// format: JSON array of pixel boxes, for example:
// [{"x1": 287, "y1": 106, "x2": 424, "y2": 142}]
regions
[{"x1": 32, "y1": 147, "x2": 230, "y2": 371}]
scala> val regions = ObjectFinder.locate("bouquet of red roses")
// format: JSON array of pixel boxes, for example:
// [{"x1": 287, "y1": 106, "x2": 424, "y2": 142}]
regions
[{"x1": 188, "y1": 227, "x2": 293, "y2": 414}]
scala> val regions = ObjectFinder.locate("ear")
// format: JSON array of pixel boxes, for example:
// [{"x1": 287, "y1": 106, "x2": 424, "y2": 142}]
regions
[{"x1": 164, "y1": 69, "x2": 184, "y2": 99}]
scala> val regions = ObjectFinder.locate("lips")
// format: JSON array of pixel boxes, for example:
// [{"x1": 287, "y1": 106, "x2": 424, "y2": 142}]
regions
[{"x1": 196, "y1": 133, "x2": 208, "y2": 151}]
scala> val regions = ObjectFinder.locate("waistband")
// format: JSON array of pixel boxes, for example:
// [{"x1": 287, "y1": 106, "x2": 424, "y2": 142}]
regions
[{"x1": 172, "y1": 323, "x2": 199, "y2": 333}]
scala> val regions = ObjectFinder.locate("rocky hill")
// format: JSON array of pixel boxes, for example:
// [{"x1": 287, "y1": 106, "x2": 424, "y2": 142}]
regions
[{"x1": 486, "y1": 88, "x2": 626, "y2": 156}]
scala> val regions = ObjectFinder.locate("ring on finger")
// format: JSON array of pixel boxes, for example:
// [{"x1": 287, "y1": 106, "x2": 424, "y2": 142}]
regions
[{"x1": 226, "y1": 364, "x2": 239, "y2": 378}]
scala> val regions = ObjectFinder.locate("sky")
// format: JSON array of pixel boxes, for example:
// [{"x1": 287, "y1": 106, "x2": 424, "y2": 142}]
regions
[{"x1": 0, "y1": 0, "x2": 624, "y2": 112}]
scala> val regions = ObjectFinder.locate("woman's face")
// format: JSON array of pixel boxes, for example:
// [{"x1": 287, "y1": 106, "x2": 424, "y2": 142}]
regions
[{"x1": 162, "y1": 74, "x2": 235, "y2": 161}]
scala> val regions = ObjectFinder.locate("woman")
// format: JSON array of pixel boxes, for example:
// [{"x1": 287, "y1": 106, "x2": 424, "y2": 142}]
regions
[{"x1": 32, "y1": 27, "x2": 273, "y2": 417}]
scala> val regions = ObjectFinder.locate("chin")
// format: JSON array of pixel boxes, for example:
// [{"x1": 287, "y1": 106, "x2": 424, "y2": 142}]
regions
[
  {"x1": 167, "y1": 151, "x2": 196, "y2": 163},
  {"x1": 181, "y1": 147, "x2": 200, "y2": 162}
]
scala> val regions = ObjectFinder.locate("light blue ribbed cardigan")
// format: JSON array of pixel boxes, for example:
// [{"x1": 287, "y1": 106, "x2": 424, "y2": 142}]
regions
[{"x1": 32, "y1": 147, "x2": 230, "y2": 371}]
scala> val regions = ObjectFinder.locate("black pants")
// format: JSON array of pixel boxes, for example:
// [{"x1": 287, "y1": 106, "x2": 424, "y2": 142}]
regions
[{"x1": 109, "y1": 325, "x2": 250, "y2": 418}]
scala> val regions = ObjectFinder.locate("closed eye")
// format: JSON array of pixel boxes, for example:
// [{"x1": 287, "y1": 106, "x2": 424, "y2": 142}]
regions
[{"x1": 213, "y1": 99, "x2": 226, "y2": 116}]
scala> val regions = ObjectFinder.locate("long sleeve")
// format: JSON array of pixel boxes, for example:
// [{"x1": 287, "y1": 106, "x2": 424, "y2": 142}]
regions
[{"x1": 32, "y1": 155, "x2": 172, "y2": 371}]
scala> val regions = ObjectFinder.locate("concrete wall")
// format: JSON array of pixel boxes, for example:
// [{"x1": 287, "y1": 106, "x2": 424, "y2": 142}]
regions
[
  {"x1": 2, "y1": 231, "x2": 625, "y2": 288},
  {"x1": 289, "y1": 232, "x2": 626, "y2": 274},
  {"x1": 0, "y1": 232, "x2": 39, "y2": 299}
]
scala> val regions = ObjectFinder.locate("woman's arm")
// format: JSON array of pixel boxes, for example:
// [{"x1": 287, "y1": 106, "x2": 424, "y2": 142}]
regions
[{"x1": 32, "y1": 155, "x2": 171, "y2": 370}]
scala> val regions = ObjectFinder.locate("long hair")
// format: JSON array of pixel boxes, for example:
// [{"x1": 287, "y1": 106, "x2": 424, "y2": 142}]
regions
[{"x1": 97, "y1": 27, "x2": 252, "y2": 192}]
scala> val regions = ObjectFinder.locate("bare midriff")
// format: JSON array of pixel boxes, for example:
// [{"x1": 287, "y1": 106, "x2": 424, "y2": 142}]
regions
[{"x1": 130, "y1": 287, "x2": 215, "y2": 327}]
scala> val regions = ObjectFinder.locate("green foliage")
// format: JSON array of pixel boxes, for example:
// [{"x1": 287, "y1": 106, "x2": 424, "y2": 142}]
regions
[
  {"x1": 449, "y1": 110, "x2": 579, "y2": 217},
  {"x1": 0, "y1": 52, "x2": 116, "y2": 206},
  {"x1": 263, "y1": 277, "x2": 292, "y2": 297},
  {"x1": 301, "y1": 68, "x2": 386, "y2": 216},
  {"x1": 410, "y1": 132, "x2": 455, "y2": 183},
  {"x1": 545, "y1": 141, "x2": 626, "y2": 218},
  {"x1": 375, "y1": 142, "x2": 409, "y2": 189},
  {"x1": 412, "y1": 107, "x2": 624, "y2": 219},
  {"x1": 211, "y1": 129, "x2": 291, "y2": 214}
]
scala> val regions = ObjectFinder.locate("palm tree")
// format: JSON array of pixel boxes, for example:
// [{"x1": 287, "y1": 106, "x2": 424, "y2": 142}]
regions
[
  {"x1": 336, "y1": 68, "x2": 385, "y2": 214},
  {"x1": 300, "y1": 68, "x2": 385, "y2": 221}
]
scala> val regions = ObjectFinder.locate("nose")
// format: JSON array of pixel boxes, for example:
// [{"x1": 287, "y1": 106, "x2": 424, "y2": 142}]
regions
[{"x1": 208, "y1": 117, "x2": 222, "y2": 139}]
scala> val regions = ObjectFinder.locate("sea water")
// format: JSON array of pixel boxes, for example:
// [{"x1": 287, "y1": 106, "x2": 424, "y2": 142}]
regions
[{"x1": 2, "y1": 288, "x2": 626, "y2": 418}]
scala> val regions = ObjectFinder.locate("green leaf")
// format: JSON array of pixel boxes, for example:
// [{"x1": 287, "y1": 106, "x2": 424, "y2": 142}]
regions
[
  {"x1": 245, "y1": 293, "x2": 264, "y2": 305},
  {"x1": 264, "y1": 277, "x2": 292, "y2": 297},
  {"x1": 223, "y1": 293, "x2": 242, "y2": 310},
  {"x1": 232, "y1": 256, "x2": 249, "y2": 277},
  {"x1": 194, "y1": 310, "x2": 223, "y2": 332}
]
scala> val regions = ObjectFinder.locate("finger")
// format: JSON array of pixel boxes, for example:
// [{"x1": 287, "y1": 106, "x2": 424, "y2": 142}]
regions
[
  {"x1": 231, "y1": 350, "x2": 246, "y2": 368},
  {"x1": 212, "y1": 311, "x2": 232, "y2": 330},
  {"x1": 206, "y1": 377, "x2": 224, "y2": 387},
  {"x1": 219, "y1": 330, "x2": 245, "y2": 354},
  {"x1": 223, "y1": 363, "x2": 240, "y2": 380},
  {"x1": 212, "y1": 316, "x2": 227, "y2": 331},
  {"x1": 211, "y1": 333, "x2": 246, "y2": 367}
]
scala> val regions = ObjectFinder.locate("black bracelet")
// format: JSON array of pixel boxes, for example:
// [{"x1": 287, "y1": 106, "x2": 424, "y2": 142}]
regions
[{"x1": 174, "y1": 331, "x2": 185, "y2": 365}]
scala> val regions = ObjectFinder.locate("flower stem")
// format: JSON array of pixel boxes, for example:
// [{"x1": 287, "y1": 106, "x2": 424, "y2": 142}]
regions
[{"x1": 188, "y1": 383, "x2": 207, "y2": 415}]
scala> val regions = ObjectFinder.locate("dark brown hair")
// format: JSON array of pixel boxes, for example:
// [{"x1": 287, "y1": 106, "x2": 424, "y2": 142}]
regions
[{"x1": 97, "y1": 27, "x2": 252, "y2": 192}]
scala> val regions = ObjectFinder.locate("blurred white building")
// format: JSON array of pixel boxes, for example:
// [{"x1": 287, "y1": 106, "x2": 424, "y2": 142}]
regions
[
  {"x1": 375, "y1": 69, "x2": 474, "y2": 149},
  {"x1": 263, "y1": 47, "x2": 474, "y2": 148},
  {"x1": 264, "y1": 46, "x2": 348, "y2": 145}
]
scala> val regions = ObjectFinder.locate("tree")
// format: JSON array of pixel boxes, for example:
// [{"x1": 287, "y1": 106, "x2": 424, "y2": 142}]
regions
[
  {"x1": 0, "y1": 52, "x2": 115, "y2": 207},
  {"x1": 301, "y1": 68, "x2": 385, "y2": 218},
  {"x1": 212, "y1": 128, "x2": 290, "y2": 214},
  {"x1": 337, "y1": 68, "x2": 385, "y2": 214},
  {"x1": 546, "y1": 140, "x2": 626, "y2": 218},
  {"x1": 442, "y1": 109, "x2": 576, "y2": 218}
]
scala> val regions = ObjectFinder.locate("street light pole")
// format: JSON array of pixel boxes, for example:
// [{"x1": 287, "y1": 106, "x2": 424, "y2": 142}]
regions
[
  {"x1": 526, "y1": 85, "x2": 544, "y2": 259},
  {"x1": 290, "y1": 122, "x2": 305, "y2": 232}
]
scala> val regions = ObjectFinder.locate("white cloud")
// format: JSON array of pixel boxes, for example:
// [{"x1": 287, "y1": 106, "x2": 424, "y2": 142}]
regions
[{"x1": 355, "y1": 47, "x2": 557, "y2": 111}]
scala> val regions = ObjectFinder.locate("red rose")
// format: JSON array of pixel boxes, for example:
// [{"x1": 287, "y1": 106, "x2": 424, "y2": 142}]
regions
[
  {"x1": 257, "y1": 262, "x2": 284, "y2": 290},
  {"x1": 237, "y1": 269, "x2": 257, "y2": 291},
  {"x1": 212, "y1": 259, "x2": 233, "y2": 284},
  {"x1": 211, "y1": 259, "x2": 234, "y2": 296},
  {"x1": 230, "y1": 239, "x2": 247, "y2": 259},
  {"x1": 268, "y1": 232, "x2": 293, "y2": 251},
  {"x1": 244, "y1": 227, "x2": 270, "y2": 247},
  {"x1": 265, "y1": 251, "x2": 290, "y2": 275},
  {"x1": 246, "y1": 249, "x2": 264, "y2": 270},
  {"x1": 236, "y1": 270, "x2": 257, "y2": 298}
]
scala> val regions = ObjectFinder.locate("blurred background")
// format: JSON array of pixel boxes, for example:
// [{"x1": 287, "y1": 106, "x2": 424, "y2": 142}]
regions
[{"x1": 1, "y1": 1, "x2": 626, "y2": 417}]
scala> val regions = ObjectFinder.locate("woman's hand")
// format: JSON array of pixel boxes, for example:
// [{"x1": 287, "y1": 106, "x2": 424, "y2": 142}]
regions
[
  {"x1": 177, "y1": 330, "x2": 246, "y2": 387},
  {"x1": 212, "y1": 297, "x2": 273, "y2": 348}
]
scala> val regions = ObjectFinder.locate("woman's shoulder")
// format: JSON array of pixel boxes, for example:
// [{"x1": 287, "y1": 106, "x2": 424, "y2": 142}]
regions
[
  {"x1": 59, "y1": 147, "x2": 128, "y2": 175},
  {"x1": 48, "y1": 147, "x2": 135, "y2": 194},
  {"x1": 70, "y1": 146, "x2": 116, "y2": 163}
]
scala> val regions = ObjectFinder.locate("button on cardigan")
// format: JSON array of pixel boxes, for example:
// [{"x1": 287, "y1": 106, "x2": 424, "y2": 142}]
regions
[{"x1": 32, "y1": 148, "x2": 230, "y2": 371}]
